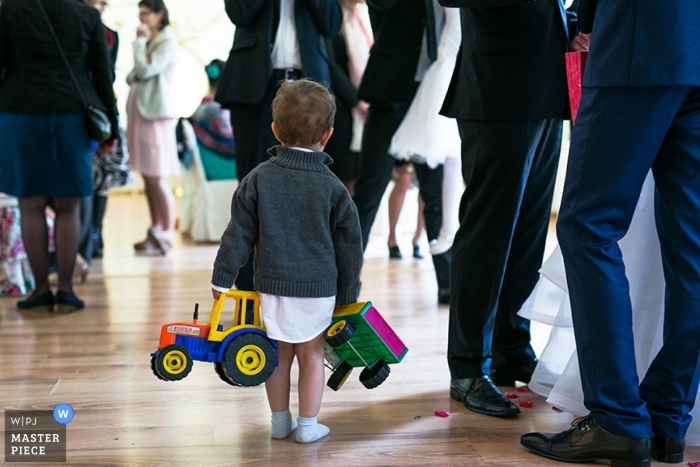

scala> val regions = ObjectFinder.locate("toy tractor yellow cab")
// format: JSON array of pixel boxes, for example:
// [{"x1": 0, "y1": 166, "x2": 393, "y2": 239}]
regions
[
  {"x1": 324, "y1": 301, "x2": 408, "y2": 391},
  {"x1": 150, "y1": 290, "x2": 277, "y2": 387}
]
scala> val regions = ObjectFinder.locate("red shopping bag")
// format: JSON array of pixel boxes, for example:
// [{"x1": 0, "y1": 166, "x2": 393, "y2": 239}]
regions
[{"x1": 565, "y1": 51, "x2": 588, "y2": 125}]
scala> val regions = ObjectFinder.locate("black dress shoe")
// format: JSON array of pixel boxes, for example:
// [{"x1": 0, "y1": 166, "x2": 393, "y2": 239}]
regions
[
  {"x1": 450, "y1": 376, "x2": 520, "y2": 417},
  {"x1": 17, "y1": 290, "x2": 54, "y2": 310},
  {"x1": 652, "y1": 433, "x2": 684, "y2": 463},
  {"x1": 55, "y1": 290, "x2": 85, "y2": 311},
  {"x1": 388, "y1": 245, "x2": 402, "y2": 259},
  {"x1": 437, "y1": 288, "x2": 450, "y2": 305},
  {"x1": 490, "y1": 358, "x2": 538, "y2": 386},
  {"x1": 521, "y1": 416, "x2": 651, "y2": 467}
]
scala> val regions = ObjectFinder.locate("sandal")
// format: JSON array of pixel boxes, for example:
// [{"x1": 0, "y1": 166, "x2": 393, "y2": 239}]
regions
[{"x1": 147, "y1": 228, "x2": 173, "y2": 256}]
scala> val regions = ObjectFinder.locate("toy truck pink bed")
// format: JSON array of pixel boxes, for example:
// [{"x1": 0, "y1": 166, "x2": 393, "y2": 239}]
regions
[{"x1": 363, "y1": 304, "x2": 407, "y2": 359}]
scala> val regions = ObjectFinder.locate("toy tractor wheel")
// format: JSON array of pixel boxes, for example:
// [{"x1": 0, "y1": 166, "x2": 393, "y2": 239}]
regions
[
  {"x1": 154, "y1": 344, "x2": 193, "y2": 381},
  {"x1": 215, "y1": 362, "x2": 241, "y2": 387},
  {"x1": 151, "y1": 356, "x2": 168, "y2": 381},
  {"x1": 359, "y1": 359, "x2": 390, "y2": 389},
  {"x1": 327, "y1": 361, "x2": 353, "y2": 391},
  {"x1": 221, "y1": 333, "x2": 276, "y2": 387},
  {"x1": 325, "y1": 319, "x2": 355, "y2": 347}
]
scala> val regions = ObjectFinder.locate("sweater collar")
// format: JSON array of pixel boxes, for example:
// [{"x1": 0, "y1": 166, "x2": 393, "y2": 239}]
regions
[{"x1": 268, "y1": 145, "x2": 333, "y2": 171}]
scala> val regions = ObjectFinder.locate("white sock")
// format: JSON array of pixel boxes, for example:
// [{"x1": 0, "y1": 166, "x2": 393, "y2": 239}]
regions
[
  {"x1": 295, "y1": 416, "x2": 330, "y2": 444},
  {"x1": 270, "y1": 409, "x2": 297, "y2": 439}
]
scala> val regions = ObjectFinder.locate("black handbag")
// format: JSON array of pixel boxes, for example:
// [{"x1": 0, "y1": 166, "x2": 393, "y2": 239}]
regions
[{"x1": 36, "y1": 0, "x2": 112, "y2": 143}]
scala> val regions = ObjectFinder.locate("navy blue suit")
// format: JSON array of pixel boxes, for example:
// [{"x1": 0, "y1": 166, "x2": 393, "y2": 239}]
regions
[{"x1": 557, "y1": 0, "x2": 700, "y2": 439}]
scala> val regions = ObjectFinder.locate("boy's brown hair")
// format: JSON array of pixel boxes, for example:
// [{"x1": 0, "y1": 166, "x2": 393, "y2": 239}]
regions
[{"x1": 271, "y1": 79, "x2": 336, "y2": 146}]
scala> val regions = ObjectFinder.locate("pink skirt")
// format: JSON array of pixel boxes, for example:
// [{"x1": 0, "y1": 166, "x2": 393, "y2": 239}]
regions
[{"x1": 126, "y1": 84, "x2": 179, "y2": 178}]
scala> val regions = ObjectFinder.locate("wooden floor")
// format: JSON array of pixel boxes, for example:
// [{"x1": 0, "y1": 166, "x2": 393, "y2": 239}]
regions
[{"x1": 1, "y1": 193, "x2": 697, "y2": 466}]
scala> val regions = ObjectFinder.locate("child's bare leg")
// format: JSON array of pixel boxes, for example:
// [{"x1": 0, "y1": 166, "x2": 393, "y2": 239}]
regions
[
  {"x1": 294, "y1": 333, "x2": 329, "y2": 443},
  {"x1": 265, "y1": 341, "x2": 296, "y2": 439}
]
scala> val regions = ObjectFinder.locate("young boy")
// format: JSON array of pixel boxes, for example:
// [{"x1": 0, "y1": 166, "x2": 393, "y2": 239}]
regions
[{"x1": 211, "y1": 79, "x2": 363, "y2": 443}]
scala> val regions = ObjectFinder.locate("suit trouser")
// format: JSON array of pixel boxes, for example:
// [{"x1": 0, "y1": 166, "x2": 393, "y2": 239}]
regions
[
  {"x1": 557, "y1": 85, "x2": 700, "y2": 439},
  {"x1": 228, "y1": 78, "x2": 280, "y2": 291},
  {"x1": 447, "y1": 118, "x2": 562, "y2": 378},
  {"x1": 353, "y1": 99, "x2": 450, "y2": 290}
]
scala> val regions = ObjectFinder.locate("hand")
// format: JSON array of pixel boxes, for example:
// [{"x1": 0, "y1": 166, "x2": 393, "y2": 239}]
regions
[
  {"x1": 570, "y1": 32, "x2": 591, "y2": 52},
  {"x1": 136, "y1": 23, "x2": 151, "y2": 39},
  {"x1": 212, "y1": 288, "x2": 221, "y2": 300},
  {"x1": 97, "y1": 139, "x2": 117, "y2": 156},
  {"x1": 355, "y1": 100, "x2": 370, "y2": 117}
]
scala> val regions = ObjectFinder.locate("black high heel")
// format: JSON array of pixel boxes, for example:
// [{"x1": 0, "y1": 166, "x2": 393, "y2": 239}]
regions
[
  {"x1": 17, "y1": 290, "x2": 54, "y2": 311},
  {"x1": 55, "y1": 290, "x2": 85, "y2": 312},
  {"x1": 388, "y1": 245, "x2": 402, "y2": 259}
]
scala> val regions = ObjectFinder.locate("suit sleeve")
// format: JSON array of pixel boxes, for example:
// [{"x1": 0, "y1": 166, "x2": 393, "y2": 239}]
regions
[
  {"x1": 127, "y1": 33, "x2": 176, "y2": 83},
  {"x1": 577, "y1": 0, "x2": 597, "y2": 34},
  {"x1": 325, "y1": 37, "x2": 359, "y2": 108},
  {"x1": 302, "y1": 0, "x2": 342, "y2": 37},
  {"x1": 438, "y1": 0, "x2": 533, "y2": 7},
  {"x1": 224, "y1": 0, "x2": 268, "y2": 27}
]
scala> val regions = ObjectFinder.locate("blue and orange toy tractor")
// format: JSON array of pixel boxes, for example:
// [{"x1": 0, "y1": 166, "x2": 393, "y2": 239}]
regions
[{"x1": 150, "y1": 290, "x2": 277, "y2": 386}]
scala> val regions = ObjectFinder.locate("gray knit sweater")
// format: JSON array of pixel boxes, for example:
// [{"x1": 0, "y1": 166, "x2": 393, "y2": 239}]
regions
[{"x1": 211, "y1": 145, "x2": 363, "y2": 304}]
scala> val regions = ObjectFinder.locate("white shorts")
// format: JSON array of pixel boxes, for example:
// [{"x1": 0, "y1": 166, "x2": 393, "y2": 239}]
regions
[{"x1": 259, "y1": 294, "x2": 336, "y2": 343}]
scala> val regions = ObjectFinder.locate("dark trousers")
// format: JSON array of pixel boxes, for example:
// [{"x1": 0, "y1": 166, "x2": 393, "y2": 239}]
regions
[
  {"x1": 558, "y1": 85, "x2": 700, "y2": 439},
  {"x1": 447, "y1": 118, "x2": 562, "y2": 378},
  {"x1": 353, "y1": 99, "x2": 450, "y2": 290},
  {"x1": 228, "y1": 78, "x2": 281, "y2": 291}
]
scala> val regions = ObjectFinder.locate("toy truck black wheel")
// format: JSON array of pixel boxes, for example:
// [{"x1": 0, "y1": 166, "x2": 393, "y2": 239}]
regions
[
  {"x1": 154, "y1": 344, "x2": 193, "y2": 381},
  {"x1": 359, "y1": 359, "x2": 390, "y2": 389},
  {"x1": 221, "y1": 333, "x2": 276, "y2": 387},
  {"x1": 151, "y1": 356, "x2": 168, "y2": 381},
  {"x1": 327, "y1": 361, "x2": 353, "y2": 391},
  {"x1": 325, "y1": 319, "x2": 355, "y2": 347},
  {"x1": 215, "y1": 362, "x2": 241, "y2": 387}
]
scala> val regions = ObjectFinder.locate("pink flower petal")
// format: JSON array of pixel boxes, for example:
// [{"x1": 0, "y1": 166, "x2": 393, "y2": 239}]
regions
[
  {"x1": 517, "y1": 386, "x2": 529, "y2": 393},
  {"x1": 434, "y1": 410, "x2": 450, "y2": 418},
  {"x1": 687, "y1": 462, "x2": 700, "y2": 467},
  {"x1": 519, "y1": 401, "x2": 534, "y2": 408},
  {"x1": 504, "y1": 392, "x2": 519, "y2": 399}
]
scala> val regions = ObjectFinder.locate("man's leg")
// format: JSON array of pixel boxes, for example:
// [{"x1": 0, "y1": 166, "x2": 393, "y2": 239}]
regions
[
  {"x1": 229, "y1": 79, "x2": 279, "y2": 290},
  {"x1": 352, "y1": 101, "x2": 407, "y2": 249},
  {"x1": 641, "y1": 86, "x2": 700, "y2": 443},
  {"x1": 414, "y1": 162, "x2": 450, "y2": 298},
  {"x1": 448, "y1": 120, "x2": 555, "y2": 379},
  {"x1": 557, "y1": 86, "x2": 688, "y2": 438},
  {"x1": 491, "y1": 118, "x2": 563, "y2": 384}
]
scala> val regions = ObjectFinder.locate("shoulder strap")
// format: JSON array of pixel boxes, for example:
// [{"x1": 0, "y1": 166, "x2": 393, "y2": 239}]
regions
[{"x1": 35, "y1": 0, "x2": 89, "y2": 109}]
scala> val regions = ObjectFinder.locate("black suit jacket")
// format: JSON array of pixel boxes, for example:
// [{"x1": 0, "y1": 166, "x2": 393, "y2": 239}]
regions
[
  {"x1": 438, "y1": 0, "x2": 573, "y2": 120},
  {"x1": 0, "y1": 0, "x2": 118, "y2": 134},
  {"x1": 215, "y1": 0, "x2": 342, "y2": 107},
  {"x1": 357, "y1": 0, "x2": 437, "y2": 104}
]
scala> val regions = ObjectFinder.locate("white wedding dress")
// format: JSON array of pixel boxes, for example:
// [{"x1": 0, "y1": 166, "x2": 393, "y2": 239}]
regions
[
  {"x1": 389, "y1": 7, "x2": 461, "y2": 168},
  {"x1": 519, "y1": 173, "x2": 700, "y2": 446}
]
